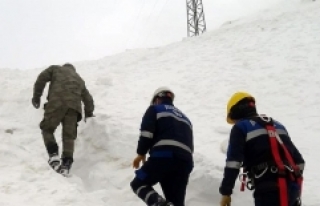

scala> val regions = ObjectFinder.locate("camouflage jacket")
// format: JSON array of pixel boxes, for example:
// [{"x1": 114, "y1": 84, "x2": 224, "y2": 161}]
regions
[{"x1": 33, "y1": 64, "x2": 94, "y2": 121}]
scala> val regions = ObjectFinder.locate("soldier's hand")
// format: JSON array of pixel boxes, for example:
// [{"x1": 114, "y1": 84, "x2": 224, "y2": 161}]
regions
[
  {"x1": 220, "y1": 195, "x2": 231, "y2": 206},
  {"x1": 132, "y1": 155, "x2": 146, "y2": 169},
  {"x1": 84, "y1": 113, "x2": 95, "y2": 122},
  {"x1": 32, "y1": 97, "x2": 40, "y2": 109}
]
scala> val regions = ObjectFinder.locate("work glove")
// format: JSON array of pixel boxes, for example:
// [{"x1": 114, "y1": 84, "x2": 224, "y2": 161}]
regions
[
  {"x1": 132, "y1": 155, "x2": 146, "y2": 169},
  {"x1": 84, "y1": 113, "x2": 95, "y2": 122},
  {"x1": 220, "y1": 195, "x2": 231, "y2": 206},
  {"x1": 31, "y1": 97, "x2": 40, "y2": 109}
]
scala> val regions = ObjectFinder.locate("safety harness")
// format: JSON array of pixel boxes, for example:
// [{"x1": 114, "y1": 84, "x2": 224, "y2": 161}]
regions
[{"x1": 239, "y1": 116, "x2": 303, "y2": 206}]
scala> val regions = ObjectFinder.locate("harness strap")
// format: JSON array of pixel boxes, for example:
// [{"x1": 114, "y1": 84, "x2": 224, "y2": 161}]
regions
[
  {"x1": 266, "y1": 125, "x2": 289, "y2": 206},
  {"x1": 266, "y1": 125, "x2": 303, "y2": 195}
]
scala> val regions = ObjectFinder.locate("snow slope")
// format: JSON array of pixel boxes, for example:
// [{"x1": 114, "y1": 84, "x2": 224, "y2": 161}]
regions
[{"x1": 0, "y1": 0, "x2": 320, "y2": 205}]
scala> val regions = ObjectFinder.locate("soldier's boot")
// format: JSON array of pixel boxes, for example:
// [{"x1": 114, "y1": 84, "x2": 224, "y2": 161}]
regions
[
  {"x1": 58, "y1": 157, "x2": 73, "y2": 176},
  {"x1": 48, "y1": 153, "x2": 60, "y2": 171}
]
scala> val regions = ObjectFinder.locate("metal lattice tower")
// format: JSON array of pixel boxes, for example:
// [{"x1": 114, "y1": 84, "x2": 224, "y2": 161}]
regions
[{"x1": 186, "y1": 0, "x2": 206, "y2": 37}]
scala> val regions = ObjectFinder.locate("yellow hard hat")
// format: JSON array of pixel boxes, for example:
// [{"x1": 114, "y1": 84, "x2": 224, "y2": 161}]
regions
[{"x1": 226, "y1": 92, "x2": 255, "y2": 124}]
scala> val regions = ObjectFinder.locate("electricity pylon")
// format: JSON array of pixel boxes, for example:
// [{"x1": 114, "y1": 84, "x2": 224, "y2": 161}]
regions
[{"x1": 186, "y1": 0, "x2": 206, "y2": 37}]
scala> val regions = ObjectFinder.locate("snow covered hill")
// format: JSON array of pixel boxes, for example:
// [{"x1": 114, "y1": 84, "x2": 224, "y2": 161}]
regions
[{"x1": 0, "y1": 1, "x2": 319, "y2": 205}]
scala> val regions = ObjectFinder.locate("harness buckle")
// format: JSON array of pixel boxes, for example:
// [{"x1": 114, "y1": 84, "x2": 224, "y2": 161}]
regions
[
  {"x1": 238, "y1": 172, "x2": 248, "y2": 184},
  {"x1": 246, "y1": 180, "x2": 255, "y2": 190},
  {"x1": 270, "y1": 166, "x2": 278, "y2": 173},
  {"x1": 238, "y1": 171, "x2": 255, "y2": 191},
  {"x1": 284, "y1": 165, "x2": 294, "y2": 172}
]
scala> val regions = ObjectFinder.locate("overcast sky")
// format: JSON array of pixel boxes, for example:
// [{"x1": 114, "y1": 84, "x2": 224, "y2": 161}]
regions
[{"x1": 0, "y1": 0, "x2": 285, "y2": 69}]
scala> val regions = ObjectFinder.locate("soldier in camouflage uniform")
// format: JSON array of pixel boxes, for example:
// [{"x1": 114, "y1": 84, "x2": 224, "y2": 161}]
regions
[{"x1": 32, "y1": 63, "x2": 94, "y2": 175}]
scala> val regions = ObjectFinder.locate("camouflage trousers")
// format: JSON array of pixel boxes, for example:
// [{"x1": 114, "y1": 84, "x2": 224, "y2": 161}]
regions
[{"x1": 40, "y1": 107, "x2": 79, "y2": 158}]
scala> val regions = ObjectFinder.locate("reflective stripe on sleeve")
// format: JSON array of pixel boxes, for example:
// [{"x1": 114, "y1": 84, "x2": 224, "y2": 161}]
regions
[
  {"x1": 140, "y1": 131, "x2": 153, "y2": 138},
  {"x1": 226, "y1": 161, "x2": 242, "y2": 169}
]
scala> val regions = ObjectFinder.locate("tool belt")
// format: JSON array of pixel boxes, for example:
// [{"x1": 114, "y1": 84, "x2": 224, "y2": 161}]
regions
[
  {"x1": 240, "y1": 161, "x2": 302, "y2": 191},
  {"x1": 252, "y1": 161, "x2": 302, "y2": 179}
]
